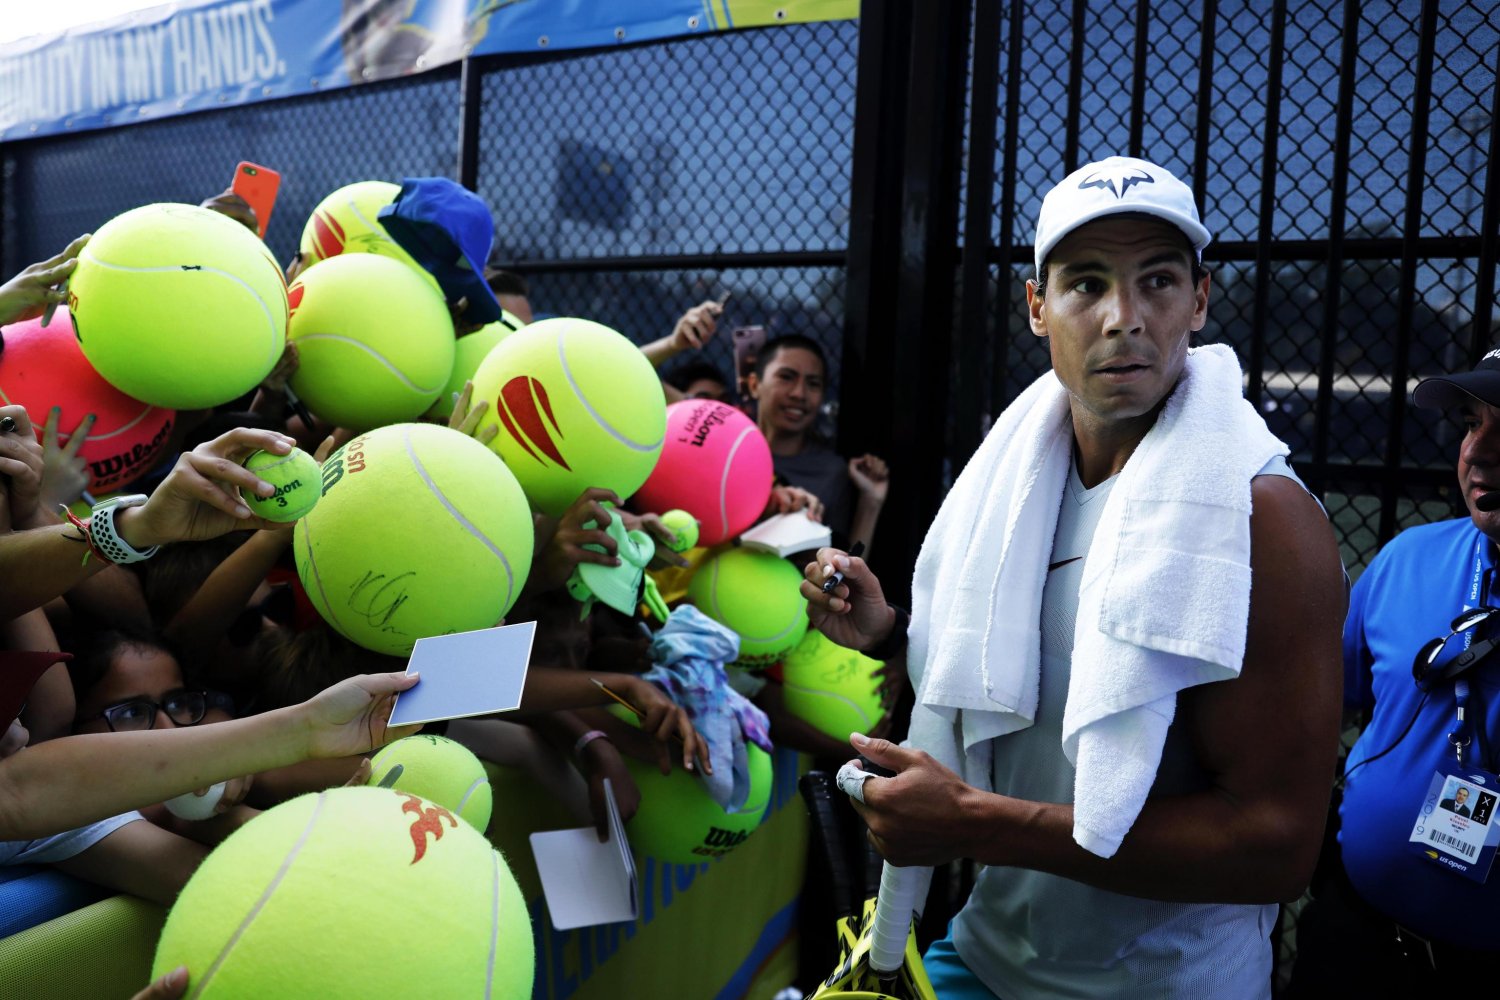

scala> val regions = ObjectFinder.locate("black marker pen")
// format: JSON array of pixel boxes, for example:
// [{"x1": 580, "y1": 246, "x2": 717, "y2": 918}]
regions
[{"x1": 822, "y1": 540, "x2": 866, "y2": 594}]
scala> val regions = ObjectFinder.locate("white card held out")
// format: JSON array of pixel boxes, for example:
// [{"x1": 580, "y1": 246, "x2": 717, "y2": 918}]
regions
[{"x1": 387, "y1": 621, "x2": 536, "y2": 728}]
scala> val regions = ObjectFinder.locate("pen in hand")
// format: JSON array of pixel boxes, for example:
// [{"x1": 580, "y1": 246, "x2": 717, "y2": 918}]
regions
[{"x1": 822, "y1": 540, "x2": 866, "y2": 594}]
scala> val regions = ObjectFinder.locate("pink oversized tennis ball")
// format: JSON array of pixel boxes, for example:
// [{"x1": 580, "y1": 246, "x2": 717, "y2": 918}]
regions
[
  {"x1": 632, "y1": 400, "x2": 773, "y2": 546},
  {"x1": 0, "y1": 312, "x2": 175, "y2": 493}
]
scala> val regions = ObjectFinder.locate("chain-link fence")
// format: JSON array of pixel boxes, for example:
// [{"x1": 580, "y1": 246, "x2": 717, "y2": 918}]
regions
[
  {"x1": 1, "y1": 21, "x2": 859, "y2": 422},
  {"x1": 965, "y1": 0, "x2": 1499, "y2": 582},
  {"x1": 1, "y1": 5, "x2": 1498, "y2": 989}
]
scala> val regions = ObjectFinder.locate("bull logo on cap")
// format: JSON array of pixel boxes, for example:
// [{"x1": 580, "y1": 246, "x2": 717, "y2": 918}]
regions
[
  {"x1": 1078, "y1": 165, "x2": 1155, "y2": 199},
  {"x1": 497, "y1": 375, "x2": 572, "y2": 471}
]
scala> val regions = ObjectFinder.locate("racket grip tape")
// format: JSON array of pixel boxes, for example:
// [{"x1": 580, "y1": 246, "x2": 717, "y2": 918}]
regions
[{"x1": 870, "y1": 862, "x2": 933, "y2": 974}]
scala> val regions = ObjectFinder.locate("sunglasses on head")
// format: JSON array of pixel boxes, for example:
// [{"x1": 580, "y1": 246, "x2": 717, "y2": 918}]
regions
[
  {"x1": 82, "y1": 688, "x2": 235, "y2": 733},
  {"x1": 1413, "y1": 606, "x2": 1500, "y2": 689}
]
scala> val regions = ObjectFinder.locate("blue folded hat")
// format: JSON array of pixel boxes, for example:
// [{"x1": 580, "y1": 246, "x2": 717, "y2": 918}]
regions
[{"x1": 377, "y1": 177, "x2": 502, "y2": 324}]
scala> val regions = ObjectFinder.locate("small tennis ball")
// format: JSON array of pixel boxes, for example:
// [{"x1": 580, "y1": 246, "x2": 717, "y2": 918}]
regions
[
  {"x1": 425, "y1": 311, "x2": 526, "y2": 421},
  {"x1": 152, "y1": 786, "x2": 533, "y2": 998},
  {"x1": 609, "y1": 707, "x2": 772, "y2": 863},
  {"x1": 0, "y1": 310, "x2": 175, "y2": 493},
  {"x1": 781, "y1": 630, "x2": 886, "y2": 741},
  {"x1": 69, "y1": 203, "x2": 287, "y2": 410},
  {"x1": 294, "y1": 423, "x2": 534, "y2": 656},
  {"x1": 469, "y1": 318, "x2": 666, "y2": 516},
  {"x1": 368, "y1": 734, "x2": 492, "y2": 833},
  {"x1": 287, "y1": 254, "x2": 455, "y2": 431},
  {"x1": 659, "y1": 509, "x2": 699, "y2": 552},
  {"x1": 240, "y1": 448, "x2": 321, "y2": 522},
  {"x1": 633, "y1": 400, "x2": 773, "y2": 545},
  {"x1": 687, "y1": 547, "x2": 809, "y2": 668}
]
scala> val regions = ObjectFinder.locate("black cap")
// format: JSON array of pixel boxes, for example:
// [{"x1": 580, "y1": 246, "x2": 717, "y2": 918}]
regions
[{"x1": 1412, "y1": 349, "x2": 1500, "y2": 410}]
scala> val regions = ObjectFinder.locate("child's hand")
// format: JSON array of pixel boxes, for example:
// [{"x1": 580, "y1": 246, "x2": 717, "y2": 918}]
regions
[{"x1": 616, "y1": 674, "x2": 711, "y2": 776}]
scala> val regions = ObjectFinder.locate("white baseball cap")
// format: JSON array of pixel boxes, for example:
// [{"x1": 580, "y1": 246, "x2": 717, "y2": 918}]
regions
[{"x1": 1033, "y1": 155, "x2": 1212, "y2": 277}]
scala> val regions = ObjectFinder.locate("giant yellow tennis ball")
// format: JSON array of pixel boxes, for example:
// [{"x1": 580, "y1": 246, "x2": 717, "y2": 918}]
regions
[
  {"x1": 368, "y1": 734, "x2": 493, "y2": 833},
  {"x1": 299, "y1": 181, "x2": 432, "y2": 287},
  {"x1": 687, "y1": 547, "x2": 809, "y2": 668},
  {"x1": 240, "y1": 448, "x2": 321, "y2": 522},
  {"x1": 152, "y1": 786, "x2": 533, "y2": 998},
  {"x1": 69, "y1": 203, "x2": 287, "y2": 409},
  {"x1": 469, "y1": 318, "x2": 666, "y2": 516},
  {"x1": 287, "y1": 253, "x2": 455, "y2": 430},
  {"x1": 293, "y1": 423, "x2": 533, "y2": 656},
  {"x1": 425, "y1": 310, "x2": 526, "y2": 421},
  {"x1": 781, "y1": 630, "x2": 886, "y2": 741},
  {"x1": 610, "y1": 708, "x2": 773, "y2": 863}
]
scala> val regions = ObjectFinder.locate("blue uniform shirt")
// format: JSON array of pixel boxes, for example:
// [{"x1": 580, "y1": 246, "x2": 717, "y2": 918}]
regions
[{"x1": 1341, "y1": 517, "x2": 1500, "y2": 950}]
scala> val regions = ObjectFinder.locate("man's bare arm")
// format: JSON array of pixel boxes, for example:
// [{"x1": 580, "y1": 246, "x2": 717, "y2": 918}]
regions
[{"x1": 858, "y1": 477, "x2": 1346, "y2": 903}]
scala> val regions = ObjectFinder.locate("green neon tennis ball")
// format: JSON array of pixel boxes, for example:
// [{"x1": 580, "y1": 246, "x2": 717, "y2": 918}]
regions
[
  {"x1": 781, "y1": 629, "x2": 886, "y2": 741},
  {"x1": 424, "y1": 311, "x2": 526, "y2": 421},
  {"x1": 368, "y1": 734, "x2": 493, "y2": 833},
  {"x1": 240, "y1": 448, "x2": 321, "y2": 522},
  {"x1": 659, "y1": 509, "x2": 699, "y2": 552},
  {"x1": 70, "y1": 203, "x2": 287, "y2": 410},
  {"x1": 687, "y1": 547, "x2": 809, "y2": 668},
  {"x1": 470, "y1": 317, "x2": 666, "y2": 516},
  {"x1": 151, "y1": 786, "x2": 533, "y2": 998},
  {"x1": 293, "y1": 424, "x2": 534, "y2": 656},
  {"x1": 608, "y1": 706, "x2": 772, "y2": 863}
]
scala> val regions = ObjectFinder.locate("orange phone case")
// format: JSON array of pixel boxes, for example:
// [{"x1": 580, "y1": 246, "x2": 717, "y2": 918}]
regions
[{"x1": 232, "y1": 161, "x2": 281, "y2": 238}]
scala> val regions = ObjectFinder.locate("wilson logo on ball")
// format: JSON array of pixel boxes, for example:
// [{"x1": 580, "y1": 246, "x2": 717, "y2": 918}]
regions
[
  {"x1": 400, "y1": 793, "x2": 457, "y2": 865},
  {"x1": 287, "y1": 282, "x2": 305, "y2": 321},
  {"x1": 310, "y1": 209, "x2": 346, "y2": 259},
  {"x1": 496, "y1": 375, "x2": 571, "y2": 470}
]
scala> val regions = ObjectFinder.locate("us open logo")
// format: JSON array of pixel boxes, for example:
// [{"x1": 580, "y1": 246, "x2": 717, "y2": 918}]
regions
[{"x1": 496, "y1": 375, "x2": 571, "y2": 470}]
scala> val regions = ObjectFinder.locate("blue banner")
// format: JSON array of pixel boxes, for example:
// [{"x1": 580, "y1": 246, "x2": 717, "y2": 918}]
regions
[{"x1": 0, "y1": 0, "x2": 856, "y2": 142}]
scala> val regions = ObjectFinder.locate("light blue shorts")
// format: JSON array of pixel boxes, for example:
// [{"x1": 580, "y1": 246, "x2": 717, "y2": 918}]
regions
[{"x1": 925, "y1": 924, "x2": 1000, "y2": 999}]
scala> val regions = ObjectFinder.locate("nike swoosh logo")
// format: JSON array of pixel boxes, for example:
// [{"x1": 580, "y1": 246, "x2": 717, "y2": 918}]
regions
[{"x1": 1048, "y1": 556, "x2": 1082, "y2": 572}]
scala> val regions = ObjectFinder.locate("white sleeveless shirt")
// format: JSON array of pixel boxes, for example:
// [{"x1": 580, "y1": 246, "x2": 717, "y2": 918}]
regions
[{"x1": 948, "y1": 457, "x2": 1302, "y2": 999}]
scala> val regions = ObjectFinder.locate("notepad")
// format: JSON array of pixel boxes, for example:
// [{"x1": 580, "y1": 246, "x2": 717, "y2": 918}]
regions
[
  {"x1": 387, "y1": 621, "x2": 535, "y2": 728},
  {"x1": 739, "y1": 510, "x2": 832, "y2": 558},
  {"x1": 529, "y1": 779, "x2": 639, "y2": 930}
]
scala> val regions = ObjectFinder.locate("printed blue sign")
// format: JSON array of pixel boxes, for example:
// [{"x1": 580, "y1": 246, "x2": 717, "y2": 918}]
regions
[{"x1": 0, "y1": 0, "x2": 856, "y2": 142}]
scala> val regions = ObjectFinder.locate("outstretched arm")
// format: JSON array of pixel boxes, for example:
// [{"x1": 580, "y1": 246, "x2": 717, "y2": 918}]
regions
[{"x1": 0, "y1": 671, "x2": 419, "y2": 840}]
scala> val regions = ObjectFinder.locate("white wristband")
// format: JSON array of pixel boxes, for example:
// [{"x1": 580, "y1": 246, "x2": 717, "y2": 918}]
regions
[
  {"x1": 90, "y1": 494, "x2": 159, "y2": 565},
  {"x1": 573, "y1": 729, "x2": 611, "y2": 761}
]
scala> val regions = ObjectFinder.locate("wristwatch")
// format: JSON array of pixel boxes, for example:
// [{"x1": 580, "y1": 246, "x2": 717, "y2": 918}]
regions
[{"x1": 90, "y1": 494, "x2": 160, "y2": 564}]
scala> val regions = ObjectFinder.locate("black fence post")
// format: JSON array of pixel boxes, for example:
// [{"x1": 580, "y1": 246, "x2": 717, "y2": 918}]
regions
[
  {"x1": 840, "y1": 0, "x2": 911, "y2": 570},
  {"x1": 989, "y1": 0, "x2": 1027, "y2": 423},
  {"x1": 1245, "y1": 0, "x2": 1288, "y2": 410},
  {"x1": 457, "y1": 57, "x2": 483, "y2": 191},
  {"x1": 1308, "y1": 0, "x2": 1362, "y2": 500},
  {"x1": 1376, "y1": 0, "x2": 1441, "y2": 544},
  {"x1": 954, "y1": 0, "x2": 1003, "y2": 465}
]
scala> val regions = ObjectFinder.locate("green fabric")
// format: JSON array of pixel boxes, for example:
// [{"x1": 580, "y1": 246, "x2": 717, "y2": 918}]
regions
[{"x1": 0, "y1": 894, "x2": 165, "y2": 1000}]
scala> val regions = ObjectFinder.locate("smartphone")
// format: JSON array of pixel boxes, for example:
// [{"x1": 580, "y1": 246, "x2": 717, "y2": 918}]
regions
[
  {"x1": 232, "y1": 161, "x2": 281, "y2": 239},
  {"x1": 732, "y1": 325, "x2": 767, "y2": 386}
]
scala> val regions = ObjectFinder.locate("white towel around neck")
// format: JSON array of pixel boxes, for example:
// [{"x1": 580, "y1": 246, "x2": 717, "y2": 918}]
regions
[{"x1": 906, "y1": 344, "x2": 1287, "y2": 857}]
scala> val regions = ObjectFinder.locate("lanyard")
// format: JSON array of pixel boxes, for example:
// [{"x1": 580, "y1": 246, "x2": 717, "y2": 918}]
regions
[
  {"x1": 1452, "y1": 537, "x2": 1492, "y2": 767},
  {"x1": 1462, "y1": 536, "x2": 1490, "y2": 647}
]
